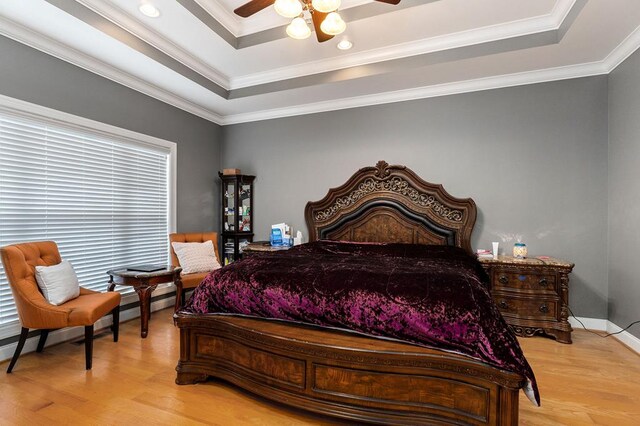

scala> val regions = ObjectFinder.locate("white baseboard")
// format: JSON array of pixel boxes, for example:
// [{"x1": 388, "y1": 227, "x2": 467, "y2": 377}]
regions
[
  {"x1": 0, "y1": 293, "x2": 175, "y2": 363},
  {"x1": 570, "y1": 316, "x2": 640, "y2": 355},
  {"x1": 606, "y1": 321, "x2": 640, "y2": 355},
  {"x1": 569, "y1": 316, "x2": 608, "y2": 331}
]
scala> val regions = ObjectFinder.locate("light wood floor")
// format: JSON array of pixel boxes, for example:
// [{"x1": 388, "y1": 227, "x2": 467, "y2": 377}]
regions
[{"x1": 1, "y1": 308, "x2": 639, "y2": 425}]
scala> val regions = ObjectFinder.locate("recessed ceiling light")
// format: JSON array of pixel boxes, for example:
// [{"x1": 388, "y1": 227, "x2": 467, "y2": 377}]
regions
[
  {"x1": 139, "y1": 3, "x2": 161, "y2": 18},
  {"x1": 337, "y1": 39, "x2": 353, "y2": 50}
]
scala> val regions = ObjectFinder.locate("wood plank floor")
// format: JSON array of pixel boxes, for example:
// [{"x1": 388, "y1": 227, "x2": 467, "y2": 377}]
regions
[{"x1": 1, "y1": 308, "x2": 639, "y2": 425}]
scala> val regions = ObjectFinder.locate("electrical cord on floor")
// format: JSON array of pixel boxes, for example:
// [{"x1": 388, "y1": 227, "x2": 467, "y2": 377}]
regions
[{"x1": 568, "y1": 305, "x2": 640, "y2": 338}]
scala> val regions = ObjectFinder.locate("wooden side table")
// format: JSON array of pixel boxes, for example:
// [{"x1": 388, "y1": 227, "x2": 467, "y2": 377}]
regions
[
  {"x1": 479, "y1": 255, "x2": 574, "y2": 343},
  {"x1": 107, "y1": 266, "x2": 182, "y2": 338},
  {"x1": 242, "y1": 241, "x2": 292, "y2": 257}
]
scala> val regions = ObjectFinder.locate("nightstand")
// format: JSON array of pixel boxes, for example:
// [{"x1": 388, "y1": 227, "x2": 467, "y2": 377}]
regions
[
  {"x1": 479, "y1": 255, "x2": 575, "y2": 343},
  {"x1": 242, "y1": 241, "x2": 292, "y2": 257}
]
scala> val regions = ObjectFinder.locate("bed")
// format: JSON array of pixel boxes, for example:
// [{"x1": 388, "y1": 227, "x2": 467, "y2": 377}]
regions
[{"x1": 174, "y1": 161, "x2": 534, "y2": 425}]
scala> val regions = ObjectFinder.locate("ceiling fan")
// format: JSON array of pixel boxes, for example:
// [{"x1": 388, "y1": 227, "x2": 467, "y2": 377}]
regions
[{"x1": 234, "y1": 0, "x2": 401, "y2": 43}]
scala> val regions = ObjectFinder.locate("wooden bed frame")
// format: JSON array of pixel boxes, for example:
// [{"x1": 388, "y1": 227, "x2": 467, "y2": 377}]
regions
[{"x1": 175, "y1": 161, "x2": 525, "y2": 425}]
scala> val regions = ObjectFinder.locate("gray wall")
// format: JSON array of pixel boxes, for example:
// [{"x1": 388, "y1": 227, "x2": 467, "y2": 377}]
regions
[
  {"x1": 0, "y1": 35, "x2": 222, "y2": 232},
  {"x1": 222, "y1": 77, "x2": 609, "y2": 318},
  {"x1": 0, "y1": 33, "x2": 619, "y2": 322},
  {"x1": 608, "y1": 49, "x2": 640, "y2": 338}
]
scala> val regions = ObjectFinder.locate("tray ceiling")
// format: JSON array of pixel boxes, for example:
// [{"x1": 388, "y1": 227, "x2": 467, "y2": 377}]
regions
[{"x1": 1, "y1": 0, "x2": 640, "y2": 124}]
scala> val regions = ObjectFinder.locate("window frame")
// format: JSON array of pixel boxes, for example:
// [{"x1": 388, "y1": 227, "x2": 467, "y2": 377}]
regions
[{"x1": 0, "y1": 94, "x2": 177, "y2": 339}]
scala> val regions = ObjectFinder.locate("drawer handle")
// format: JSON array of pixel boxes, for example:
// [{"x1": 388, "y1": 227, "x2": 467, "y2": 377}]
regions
[
  {"x1": 539, "y1": 304, "x2": 549, "y2": 313},
  {"x1": 498, "y1": 275, "x2": 508, "y2": 284},
  {"x1": 539, "y1": 278, "x2": 548, "y2": 288},
  {"x1": 498, "y1": 300, "x2": 509, "y2": 310}
]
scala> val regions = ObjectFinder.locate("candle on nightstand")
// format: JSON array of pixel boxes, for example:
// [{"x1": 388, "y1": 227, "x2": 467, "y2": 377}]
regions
[{"x1": 513, "y1": 242, "x2": 527, "y2": 259}]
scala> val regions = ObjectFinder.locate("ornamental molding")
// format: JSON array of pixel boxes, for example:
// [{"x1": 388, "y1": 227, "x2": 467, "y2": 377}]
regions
[
  {"x1": 373, "y1": 160, "x2": 393, "y2": 179},
  {"x1": 313, "y1": 175, "x2": 463, "y2": 223},
  {"x1": 511, "y1": 326, "x2": 546, "y2": 338}
]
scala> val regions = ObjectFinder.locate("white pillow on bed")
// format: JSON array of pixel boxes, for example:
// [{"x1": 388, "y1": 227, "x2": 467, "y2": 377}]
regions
[
  {"x1": 35, "y1": 260, "x2": 81, "y2": 305},
  {"x1": 172, "y1": 240, "x2": 221, "y2": 274}
]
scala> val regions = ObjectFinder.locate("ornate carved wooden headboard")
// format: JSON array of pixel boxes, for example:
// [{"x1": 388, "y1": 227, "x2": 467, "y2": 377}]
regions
[{"x1": 304, "y1": 161, "x2": 477, "y2": 254}]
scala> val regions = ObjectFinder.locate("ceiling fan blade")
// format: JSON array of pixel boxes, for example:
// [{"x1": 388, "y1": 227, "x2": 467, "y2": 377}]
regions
[
  {"x1": 375, "y1": 0, "x2": 401, "y2": 4},
  {"x1": 311, "y1": 10, "x2": 334, "y2": 43},
  {"x1": 234, "y1": 0, "x2": 275, "y2": 18}
]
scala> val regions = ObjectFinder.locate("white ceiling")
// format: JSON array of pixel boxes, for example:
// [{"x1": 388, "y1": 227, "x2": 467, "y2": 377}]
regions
[{"x1": 1, "y1": 0, "x2": 640, "y2": 125}]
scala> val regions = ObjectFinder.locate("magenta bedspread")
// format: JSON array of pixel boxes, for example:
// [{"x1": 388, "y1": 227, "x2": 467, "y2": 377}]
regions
[{"x1": 183, "y1": 240, "x2": 539, "y2": 404}]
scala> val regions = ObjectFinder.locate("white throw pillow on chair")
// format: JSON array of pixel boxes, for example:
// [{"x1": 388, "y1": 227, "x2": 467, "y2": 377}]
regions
[
  {"x1": 171, "y1": 240, "x2": 221, "y2": 274},
  {"x1": 35, "y1": 260, "x2": 81, "y2": 305}
]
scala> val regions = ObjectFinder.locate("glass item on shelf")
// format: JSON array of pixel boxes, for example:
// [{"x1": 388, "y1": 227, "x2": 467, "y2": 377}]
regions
[{"x1": 513, "y1": 242, "x2": 527, "y2": 259}]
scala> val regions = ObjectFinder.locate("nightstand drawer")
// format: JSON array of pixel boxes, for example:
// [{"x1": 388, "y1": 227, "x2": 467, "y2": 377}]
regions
[
  {"x1": 492, "y1": 270, "x2": 556, "y2": 293},
  {"x1": 493, "y1": 295, "x2": 558, "y2": 320}
]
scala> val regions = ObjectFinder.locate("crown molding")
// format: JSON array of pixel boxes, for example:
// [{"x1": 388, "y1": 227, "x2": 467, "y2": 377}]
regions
[
  {"x1": 230, "y1": 0, "x2": 578, "y2": 88},
  {"x1": 222, "y1": 61, "x2": 607, "y2": 124},
  {"x1": 551, "y1": 0, "x2": 579, "y2": 27},
  {"x1": 3, "y1": 1, "x2": 640, "y2": 127},
  {"x1": 193, "y1": 0, "x2": 288, "y2": 37},
  {"x1": 77, "y1": 0, "x2": 230, "y2": 89},
  {"x1": 27, "y1": 0, "x2": 582, "y2": 96},
  {"x1": 193, "y1": 0, "x2": 242, "y2": 36},
  {"x1": 43, "y1": 0, "x2": 229, "y2": 98},
  {"x1": 75, "y1": 0, "x2": 577, "y2": 91},
  {"x1": 603, "y1": 24, "x2": 640, "y2": 72},
  {"x1": 0, "y1": 16, "x2": 223, "y2": 124}
]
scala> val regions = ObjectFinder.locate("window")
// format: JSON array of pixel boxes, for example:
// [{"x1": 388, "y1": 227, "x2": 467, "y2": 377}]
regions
[{"x1": 0, "y1": 96, "x2": 176, "y2": 330}]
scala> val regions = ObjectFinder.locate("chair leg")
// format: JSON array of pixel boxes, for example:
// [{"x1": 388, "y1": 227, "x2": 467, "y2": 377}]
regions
[
  {"x1": 36, "y1": 329, "x2": 50, "y2": 353},
  {"x1": 111, "y1": 305, "x2": 120, "y2": 343},
  {"x1": 85, "y1": 325, "x2": 94, "y2": 370},
  {"x1": 7, "y1": 327, "x2": 29, "y2": 373}
]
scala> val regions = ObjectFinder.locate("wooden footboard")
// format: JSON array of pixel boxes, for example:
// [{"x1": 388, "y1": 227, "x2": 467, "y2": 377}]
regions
[{"x1": 175, "y1": 313, "x2": 524, "y2": 425}]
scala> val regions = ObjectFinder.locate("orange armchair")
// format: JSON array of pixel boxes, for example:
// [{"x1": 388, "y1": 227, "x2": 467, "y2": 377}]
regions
[
  {"x1": 169, "y1": 232, "x2": 220, "y2": 311},
  {"x1": 0, "y1": 241, "x2": 121, "y2": 372}
]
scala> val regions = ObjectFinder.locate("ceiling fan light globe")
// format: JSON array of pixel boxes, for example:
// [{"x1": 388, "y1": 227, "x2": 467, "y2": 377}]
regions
[
  {"x1": 286, "y1": 17, "x2": 312, "y2": 39},
  {"x1": 320, "y1": 12, "x2": 346, "y2": 35},
  {"x1": 311, "y1": 0, "x2": 341, "y2": 13},
  {"x1": 274, "y1": 0, "x2": 303, "y2": 18}
]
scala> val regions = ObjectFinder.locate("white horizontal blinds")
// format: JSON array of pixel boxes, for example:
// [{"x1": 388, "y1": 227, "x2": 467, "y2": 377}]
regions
[{"x1": 0, "y1": 111, "x2": 169, "y2": 325}]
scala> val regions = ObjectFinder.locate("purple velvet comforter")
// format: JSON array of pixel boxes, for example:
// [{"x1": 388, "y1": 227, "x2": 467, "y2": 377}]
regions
[{"x1": 184, "y1": 240, "x2": 539, "y2": 404}]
